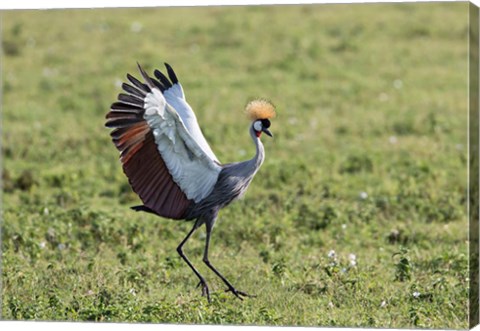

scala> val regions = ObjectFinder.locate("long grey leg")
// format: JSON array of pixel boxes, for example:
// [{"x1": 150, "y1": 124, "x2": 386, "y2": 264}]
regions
[
  {"x1": 202, "y1": 220, "x2": 253, "y2": 300},
  {"x1": 176, "y1": 220, "x2": 210, "y2": 301}
]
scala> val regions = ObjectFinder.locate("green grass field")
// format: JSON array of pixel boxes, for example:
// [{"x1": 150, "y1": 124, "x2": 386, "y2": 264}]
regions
[{"x1": 1, "y1": 2, "x2": 470, "y2": 328}]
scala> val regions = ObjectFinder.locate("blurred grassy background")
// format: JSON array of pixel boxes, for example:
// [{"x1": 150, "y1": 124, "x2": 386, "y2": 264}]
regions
[{"x1": 1, "y1": 2, "x2": 470, "y2": 328}]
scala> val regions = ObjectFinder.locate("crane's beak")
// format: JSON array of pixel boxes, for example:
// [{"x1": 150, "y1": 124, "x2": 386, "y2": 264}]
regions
[{"x1": 262, "y1": 127, "x2": 273, "y2": 137}]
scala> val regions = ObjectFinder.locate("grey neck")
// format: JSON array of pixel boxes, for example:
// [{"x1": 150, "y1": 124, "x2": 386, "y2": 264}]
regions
[{"x1": 249, "y1": 124, "x2": 265, "y2": 171}]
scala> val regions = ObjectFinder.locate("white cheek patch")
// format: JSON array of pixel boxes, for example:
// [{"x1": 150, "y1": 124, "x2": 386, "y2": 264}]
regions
[{"x1": 253, "y1": 121, "x2": 262, "y2": 132}]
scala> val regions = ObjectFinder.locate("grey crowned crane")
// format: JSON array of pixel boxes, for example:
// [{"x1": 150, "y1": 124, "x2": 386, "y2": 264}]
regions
[{"x1": 105, "y1": 63, "x2": 275, "y2": 301}]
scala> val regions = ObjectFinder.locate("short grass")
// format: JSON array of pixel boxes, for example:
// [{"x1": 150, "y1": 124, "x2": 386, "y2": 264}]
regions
[{"x1": 1, "y1": 2, "x2": 470, "y2": 328}]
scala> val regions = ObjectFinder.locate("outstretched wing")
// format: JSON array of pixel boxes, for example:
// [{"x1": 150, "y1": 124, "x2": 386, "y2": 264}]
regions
[
  {"x1": 106, "y1": 63, "x2": 221, "y2": 219},
  {"x1": 159, "y1": 63, "x2": 219, "y2": 163}
]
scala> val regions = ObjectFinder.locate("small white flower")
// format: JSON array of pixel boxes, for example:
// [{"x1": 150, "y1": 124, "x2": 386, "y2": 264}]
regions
[
  {"x1": 359, "y1": 191, "x2": 368, "y2": 200},
  {"x1": 341, "y1": 224, "x2": 347, "y2": 230},
  {"x1": 393, "y1": 79, "x2": 403, "y2": 89},
  {"x1": 43, "y1": 207, "x2": 49, "y2": 216},
  {"x1": 380, "y1": 300, "x2": 387, "y2": 308},
  {"x1": 327, "y1": 250, "x2": 336, "y2": 259},
  {"x1": 39, "y1": 241, "x2": 46, "y2": 249},
  {"x1": 328, "y1": 301, "x2": 334, "y2": 308},
  {"x1": 129, "y1": 288, "x2": 137, "y2": 296},
  {"x1": 130, "y1": 22, "x2": 143, "y2": 33},
  {"x1": 413, "y1": 291, "x2": 421, "y2": 298},
  {"x1": 348, "y1": 253, "x2": 357, "y2": 266},
  {"x1": 86, "y1": 290, "x2": 94, "y2": 296},
  {"x1": 114, "y1": 78, "x2": 123, "y2": 88},
  {"x1": 389, "y1": 136, "x2": 398, "y2": 144}
]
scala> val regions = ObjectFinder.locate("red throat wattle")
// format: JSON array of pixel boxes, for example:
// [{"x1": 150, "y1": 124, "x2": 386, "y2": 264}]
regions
[{"x1": 255, "y1": 131, "x2": 262, "y2": 138}]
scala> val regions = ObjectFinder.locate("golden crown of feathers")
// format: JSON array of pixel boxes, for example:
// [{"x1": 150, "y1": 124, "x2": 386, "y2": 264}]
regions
[{"x1": 245, "y1": 99, "x2": 276, "y2": 121}]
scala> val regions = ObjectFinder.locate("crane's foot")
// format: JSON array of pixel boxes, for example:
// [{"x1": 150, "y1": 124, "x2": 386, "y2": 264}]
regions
[
  {"x1": 225, "y1": 286, "x2": 255, "y2": 301},
  {"x1": 196, "y1": 280, "x2": 211, "y2": 302}
]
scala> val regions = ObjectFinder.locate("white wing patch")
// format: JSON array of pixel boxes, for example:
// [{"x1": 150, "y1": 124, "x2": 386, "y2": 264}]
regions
[
  {"x1": 144, "y1": 89, "x2": 221, "y2": 203},
  {"x1": 163, "y1": 83, "x2": 219, "y2": 163}
]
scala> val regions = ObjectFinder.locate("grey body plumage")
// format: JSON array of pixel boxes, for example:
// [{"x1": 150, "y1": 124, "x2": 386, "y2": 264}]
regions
[
  {"x1": 185, "y1": 124, "x2": 265, "y2": 222},
  {"x1": 106, "y1": 63, "x2": 275, "y2": 301}
]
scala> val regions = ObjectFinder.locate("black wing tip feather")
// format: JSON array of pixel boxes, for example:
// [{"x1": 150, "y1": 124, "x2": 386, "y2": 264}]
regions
[
  {"x1": 136, "y1": 63, "x2": 156, "y2": 89},
  {"x1": 109, "y1": 62, "x2": 173, "y2": 104},
  {"x1": 127, "y1": 73, "x2": 150, "y2": 93},
  {"x1": 131, "y1": 62, "x2": 179, "y2": 93},
  {"x1": 164, "y1": 63, "x2": 179, "y2": 84},
  {"x1": 153, "y1": 69, "x2": 172, "y2": 90},
  {"x1": 135, "y1": 61, "x2": 180, "y2": 90}
]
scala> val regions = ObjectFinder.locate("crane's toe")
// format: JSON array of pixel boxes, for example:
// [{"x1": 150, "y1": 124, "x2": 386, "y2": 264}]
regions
[
  {"x1": 225, "y1": 286, "x2": 255, "y2": 300},
  {"x1": 196, "y1": 280, "x2": 211, "y2": 302}
]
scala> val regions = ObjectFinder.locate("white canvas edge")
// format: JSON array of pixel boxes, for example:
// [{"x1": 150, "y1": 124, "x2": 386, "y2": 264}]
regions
[{"x1": 0, "y1": 1, "x2": 477, "y2": 331}]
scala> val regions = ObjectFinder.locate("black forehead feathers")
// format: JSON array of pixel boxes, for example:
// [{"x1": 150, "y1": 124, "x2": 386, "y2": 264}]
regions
[{"x1": 261, "y1": 119, "x2": 271, "y2": 128}]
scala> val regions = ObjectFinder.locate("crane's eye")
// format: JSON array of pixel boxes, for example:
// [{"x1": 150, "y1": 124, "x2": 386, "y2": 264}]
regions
[
  {"x1": 261, "y1": 119, "x2": 271, "y2": 128},
  {"x1": 253, "y1": 121, "x2": 262, "y2": 132}
]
